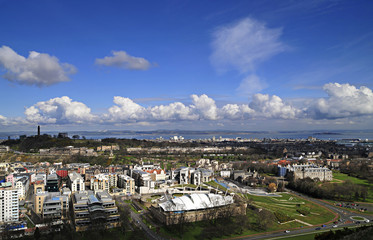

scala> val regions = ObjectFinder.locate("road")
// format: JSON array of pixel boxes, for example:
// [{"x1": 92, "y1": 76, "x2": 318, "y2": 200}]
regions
[{"x1": 115, "y1": 196, "x2": 167, "y2": 240}]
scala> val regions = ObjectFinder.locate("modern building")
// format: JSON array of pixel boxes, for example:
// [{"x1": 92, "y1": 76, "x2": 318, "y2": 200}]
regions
[
  {"x1": 34, "y1": 180, "x2": 45, "y2": 194},
  {"x1": 67, "y1": 172, "x2": 85, "y2": 192},
  {"x1": 150, "y1": 193, "x2": 245, "y2": 225},
  {"x1": 90, "y1": 175, "x2": 109, "y2": 191},
  {"x1": 145, "y1": 169, "x2": 166, "y2": 181},
  {"x1": 15, "y1": 176, "x2": 29, "y2": 200},
  {"x1": 34, "y1": 191, "x2": 69, "y2": 219},
  {"x1": 131, "y1": 169, "x2": 154, "y2": 193},
  {"x1": 46, "y1": 173, "x2": 59, "y2": 192},
  {"x1": 0, "y1": 188, "x2": 19, "y2": 223},
  {"x1": 72, "y1": 190, "x2": 120, "y2": 231},
  {"x1": 117, "y1": 175, "x2": 135, "y2": 195}
]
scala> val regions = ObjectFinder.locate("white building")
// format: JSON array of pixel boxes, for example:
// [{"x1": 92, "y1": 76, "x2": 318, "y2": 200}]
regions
[
  {"x1": 15, "y1": 176, "x2": 29, "y2": 200},
  {"x1": 0, "y1": 188, "x2": 19, "y2": 223},
  {"x1": 220, "y1": 170, "x2": 231, "y2": 178},
  {"x1": 117, "y1": 175, "x2": 135, "y2": 195},
  {"x1": 67, "y1": 172, "x2": 85, "y2": 192}
]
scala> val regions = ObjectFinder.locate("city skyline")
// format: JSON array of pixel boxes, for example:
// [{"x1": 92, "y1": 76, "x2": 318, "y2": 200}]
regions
[{"x1": 1, "y1": 0, "x2": 373, "y2": 132}]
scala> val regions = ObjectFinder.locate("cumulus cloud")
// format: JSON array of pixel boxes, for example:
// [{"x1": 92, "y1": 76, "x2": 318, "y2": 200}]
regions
[
  {"x1": 24, "y1": 96, "x2": 96, "y2": 124},
  {"x1": 0, "y1": 46, "x2": 76, "y2": 87},
  {"x1": 307, "y1": 83, "x2": 373, "y2": 119},
  {"x1": 106, "y1": 93, "x2": 298, "y2": 122},
  {"x1": 95, "y1": 51, "x2": 152, "y2": 70},
  {"x1": 5, "y1": 82, "x2": 371, "y2": 127},
  {"x1": 221, "y1": 104, "x2": 254, "y2": 119},
  {"x1": 250, "y1": 94, "x2": 301, "y2": 119},
  {"x1": 149, "y1": 102, "x2": 198, "y2": 121},
  {"x1": 108, "y1": 97, "x2": 147, "y2": 121},
  {"x1": 191, "y1": 94, "x2": 218, "y2": 120},
  {"x1": 211, "y1": 17, "x2": 286, "y2": 73}
]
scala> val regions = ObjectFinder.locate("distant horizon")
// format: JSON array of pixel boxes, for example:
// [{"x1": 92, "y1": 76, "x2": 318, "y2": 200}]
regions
[{"x1": 2, "y1": 128, "x2": 373, "y2": 141}]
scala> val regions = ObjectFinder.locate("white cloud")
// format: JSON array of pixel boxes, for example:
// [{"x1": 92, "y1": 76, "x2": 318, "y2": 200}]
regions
[
  {"x1": 237, "y1": 74, "x2": 268, "y2": 96},
  {"x1": 308, "y1": 83, "x2": 373, "y2": 119},
  {"x1": 249, "y1": 93, "x2": 301, "y2": 119},
  {"x1": 221, "y1": 104, "x2": 254, "y2": 119},
  {"x1": 4, "y1": 82, "x2": 373, "y2": 128},
  {"x1": 108, "y1": 97, "x2": 147, "y2": 121},
  {"x1": 149, "y1": 102, "x2": 198, "y2": 121},
  {"x1": 0, "y1": 115, "x2": 9, "y2": 125},
  {"x1": 0, "y1": 45, "x2": 76, "y2": 87},
  {"x1": 95, "y1": 51, "x2": 152, "y2": 70},
  {"x1": 211, "y1": 17, "x2": 286, "y2": 73},
  {"x1": 191, "y1": 94, "x2": 218, "y2": 120},
  {"x1": 24, "y1": 96, "x2": 96, "y2": 124}
]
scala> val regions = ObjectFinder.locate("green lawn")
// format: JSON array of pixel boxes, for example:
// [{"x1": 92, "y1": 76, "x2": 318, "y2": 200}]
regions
[
  {"x1": 333, "y1": 172, "x2": 371, "y2": 185},
  {"x1": 247, "y1": 193, "x2": 336, "y2": 226}
]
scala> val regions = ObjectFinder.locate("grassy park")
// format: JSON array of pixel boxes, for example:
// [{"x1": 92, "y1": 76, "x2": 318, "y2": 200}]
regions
[
  {"x1": 246, "y1": 193, "x2": 336, "y2": 226},
  {"x1": 332, "y1": 172, "x2": 373, "y2": 203}
]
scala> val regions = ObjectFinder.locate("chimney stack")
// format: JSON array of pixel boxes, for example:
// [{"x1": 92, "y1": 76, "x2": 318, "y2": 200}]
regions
[{"x1": 37, "y1": 125, "x2": 40, "y2": 136}]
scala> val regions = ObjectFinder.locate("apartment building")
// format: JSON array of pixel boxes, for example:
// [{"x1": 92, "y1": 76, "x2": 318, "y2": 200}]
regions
[
  {"x1": 0, "y1": 188, "x2": 19, "y2": 223},
  {"x1": 117, "y1": 175, "x2": 135, "y2": 195},
  {"x1": 15, "y1": 176, "x2": 29, "y2": 200},
  {"x1": 34, "y1": 191, "x2": 69, "y2": 219},
  {"x1": 72, "y1": 190, "x2": 120, "y2": 231},
  {"x1": 67, "y1": 172, "x2": 85, "y2": 192}
]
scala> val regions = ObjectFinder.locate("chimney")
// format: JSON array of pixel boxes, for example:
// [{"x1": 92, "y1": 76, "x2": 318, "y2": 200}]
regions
[{"x1": 38, "y1": 125, "x2": 40, "y2": 136}]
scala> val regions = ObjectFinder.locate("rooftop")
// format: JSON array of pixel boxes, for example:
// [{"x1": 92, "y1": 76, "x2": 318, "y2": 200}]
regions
[{"x1": 159, "y1": 193, "x2": 234, "y2": 212}]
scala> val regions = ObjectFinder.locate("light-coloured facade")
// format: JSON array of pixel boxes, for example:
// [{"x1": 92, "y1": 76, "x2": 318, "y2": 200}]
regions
[
  {"x1": 34, "y1": 191, "x2": 69, "y2": 219},
  {"x1": 0, "y1": 188, "x2": 19, "y2": 223},
  {"x1": 117, "y1": 175, "x2": 135, "y2": 195},
  {"x1": 67, "y1": 172, "x2": 85, "y2": 192},
  {"x1": 288, "y1": 164, "x2": 333, "y2": 181},
  {"x1": 15, "y1": 176, "x2": 29, "y2": 200}
]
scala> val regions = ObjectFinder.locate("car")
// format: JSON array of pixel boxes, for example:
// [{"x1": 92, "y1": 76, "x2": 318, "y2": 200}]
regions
[
  {"x1": 356, "y1": 221, "x2": 361, "y2": 224},
  {"x1": 333, "y1": 225, "x2": 338, "y2": 228},
  {"x1": 365, "y1": 220, "x2": 370, "y2": 223},
  {"x1": 316, "y1": 227, "x2": 321, "y2": 230},
  {"x1": 284, "y1": 230, "x2": 290, "y2": 233}
]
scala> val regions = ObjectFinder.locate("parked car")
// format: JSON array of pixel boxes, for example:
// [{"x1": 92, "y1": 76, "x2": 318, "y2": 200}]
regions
[
  {"x1": 316, "y1": 227, "x2": 321, "y2": 230},
  {"x1": 284, "y1": 230, "x2": 290, "y2": 233},
  {"x1": 333, "y1": 225, "x2": 338, "y2": 228}
]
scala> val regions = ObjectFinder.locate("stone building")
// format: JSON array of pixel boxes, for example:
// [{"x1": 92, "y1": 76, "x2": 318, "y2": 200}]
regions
[{"x1": 288, "y1": 164, "x2": 332, "y2": 181}]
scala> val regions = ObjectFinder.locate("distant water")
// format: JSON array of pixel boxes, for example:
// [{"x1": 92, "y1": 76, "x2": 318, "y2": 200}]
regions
[
  {"x1": 81, "y1": 132, "x2": 373, "y2": 140},
  {"x1": 1, "y1": 130, "x2": 373, "y2": 141}
]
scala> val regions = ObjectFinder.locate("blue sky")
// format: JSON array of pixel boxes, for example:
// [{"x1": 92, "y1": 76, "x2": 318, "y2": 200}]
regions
[{"x1": 0, "y1": 0, "x2": 373, "y2": 131}]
